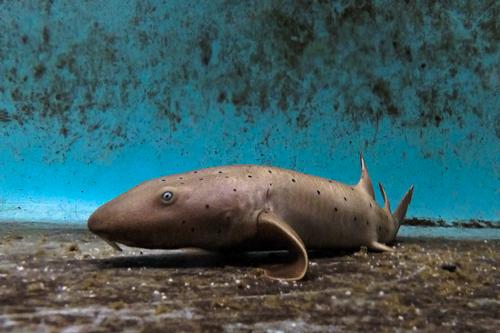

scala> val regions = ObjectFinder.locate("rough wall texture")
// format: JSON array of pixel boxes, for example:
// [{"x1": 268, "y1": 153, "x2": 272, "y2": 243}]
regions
[{"x1": 0, "y1": 0, "x2": 498, "y2": 222}]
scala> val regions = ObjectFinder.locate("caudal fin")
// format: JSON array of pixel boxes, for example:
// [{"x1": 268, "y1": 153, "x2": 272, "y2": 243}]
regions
[{"x1": 393, "y1": 185, "x2": 414, "y2": 231}]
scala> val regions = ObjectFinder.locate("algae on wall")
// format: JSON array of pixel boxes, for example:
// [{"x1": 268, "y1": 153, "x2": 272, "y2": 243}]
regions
[{"x1": 0, "y1": 0, "x2": 498, "y2": 222}]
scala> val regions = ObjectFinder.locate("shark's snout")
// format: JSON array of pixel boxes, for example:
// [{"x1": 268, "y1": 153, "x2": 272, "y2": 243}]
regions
[
  {"x1": 87, "y1": 207, "x2": 124, "y2": 251},
  {"x1": 87, "y1": 209, "x2": 108, "y2": 236}
]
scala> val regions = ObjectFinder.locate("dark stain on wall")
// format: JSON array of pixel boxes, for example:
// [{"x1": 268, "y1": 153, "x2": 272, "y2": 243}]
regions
[
  {"x1": 0, "y1": 109, "x2": 10, "y2": 123},
  {"x1": 295, "y1": 111, "x2": 310, "y2": 129},
  {"x1": 372, "y1": 79, "x2": 399, "y2": 117},
  {"x1": 155, "y1": 92, "x2": 182, "y2": 131},
  {"x1": 495, "y1": 114, "x2": 500, "y2": 139},
  {"x1": 42, "y1": 26, "x2": 50, "y2": 45},
  {"x1": 187, "y1": 0, "x2": 496, "y2": 133},
  {"x1": 0, "y1": 0, "x2": 498, "y2": 157},
  {"x1": 33, "y1": 63, "x2": 46, "y2": 79},
  {"x1": 199, "y1": 32, "x2": 213, "y2": 66},
  {"x1": 266, "y1": 5, "x2": 315, "y2": 68}
]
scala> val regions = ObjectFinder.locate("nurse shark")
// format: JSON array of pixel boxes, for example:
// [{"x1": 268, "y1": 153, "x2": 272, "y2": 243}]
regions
[{"x1": 88, "y1": 154, "x2": 413, "y2": 280}]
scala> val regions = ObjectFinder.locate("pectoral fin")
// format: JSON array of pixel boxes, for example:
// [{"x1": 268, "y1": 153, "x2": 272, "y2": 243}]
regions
[
  {"x1": 369, "y1": 241, "x2": 394, "y2": 252},
  {"x1": 257, "y1": 211, "x2": 308, "y2": 280}
]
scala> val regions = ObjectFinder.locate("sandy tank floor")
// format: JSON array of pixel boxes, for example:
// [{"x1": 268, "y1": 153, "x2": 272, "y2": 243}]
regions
[{"x1": 0, "y1": 223, "x2": 498, "y2": 332}]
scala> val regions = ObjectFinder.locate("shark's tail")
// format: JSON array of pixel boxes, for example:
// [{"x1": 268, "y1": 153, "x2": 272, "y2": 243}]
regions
[
  {"x1": 358, "y1": 153, "x2": 413, "y2": 234},
  {"x1": 392, "y1": 185, "x2": 414, "y2": 233}
]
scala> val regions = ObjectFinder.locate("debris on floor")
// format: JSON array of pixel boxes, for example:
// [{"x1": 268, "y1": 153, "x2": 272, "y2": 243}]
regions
[{"x1": 0, "y1": 223, "x2": 498, "y2": 332}]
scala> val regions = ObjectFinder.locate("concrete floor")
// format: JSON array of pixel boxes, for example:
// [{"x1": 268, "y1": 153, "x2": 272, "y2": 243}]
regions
[{"x1": 0, "y1": 223, "x2": 498, "y2": 332}]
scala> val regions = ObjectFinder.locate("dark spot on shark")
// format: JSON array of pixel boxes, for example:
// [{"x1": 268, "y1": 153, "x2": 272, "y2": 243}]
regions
[
  {"x1": 233, "y1": 188, "x2": 237, "y2": 192},
  {"x1": 205, "y1": 204, "x2": 210, "y2": 209},
  {"x1": 378, "y1": 226, "x2": 382, "y2": 231},
  {"x1": 344, "y1": 197, "x2": 347, "y2": 201},
  {"x1": 291, "y1": 179, "x2": 296, "y2": 183},
  {"x1": 218, "y1": 171, "x2": 223, "y2": 174},
  {"x1": 199, "y1": 178, "x2": 204, "y2": 181},
  {"x1": 317, "y1": 190, "x2": 321, "y2": 195},
  {"x1": 161, "y1": 179, "x2": 165, "y2": 182},
  {"x1": 193, "y1": 171, "x2": 198, "y2": 174},
  {"x1": 366, "y1": 221, "x2": 369, "y2": 226},
  {"x1": 182, "y1": 220, "x2": 186, "y2": 225},
  {"x1": 350, "y1": 187, "x2": 354, "y2": 191},
  {"x1": 268, "y1": 170, "x2": 272, "y2": 174},
  {"x1": 269, "y1": 183, "x2": 273, "y2": 186},
  {"x1": 334, "y1": 207, "x2": 338, "y2": 212},
  {"x1": 354, "y1": 216, "x2": 357, "y2": 221},
  {"x1": 369, "y1": 202, "x2": 372, "y2": 208},
  {"x1": 191, "y1": 228, "x2": 195, "y2": 232},
  {"x1": 179, "y1": 177, "x2": 183, "y2": 180},
  {"x1": 248, "y1": 175, "x2": 252, "y2": 178}
]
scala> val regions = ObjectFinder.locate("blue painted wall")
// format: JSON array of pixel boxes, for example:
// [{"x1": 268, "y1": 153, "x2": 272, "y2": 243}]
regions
[{"x1": 0, "y1": 0, "x2": 498, "y2": 223}]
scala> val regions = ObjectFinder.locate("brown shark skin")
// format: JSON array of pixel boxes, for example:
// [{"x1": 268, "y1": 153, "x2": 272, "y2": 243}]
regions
[{"x1": 88, "y1": 155, "x2": 413, "y2": 280}]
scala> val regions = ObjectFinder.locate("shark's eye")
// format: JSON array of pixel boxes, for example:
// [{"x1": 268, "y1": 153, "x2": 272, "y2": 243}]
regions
[{"x1": 161, "y1": 191, "x2": 174, "y2": 203}]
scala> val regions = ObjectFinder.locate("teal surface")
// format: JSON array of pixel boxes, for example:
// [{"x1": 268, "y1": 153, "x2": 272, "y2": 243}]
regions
[
  {"x1": 399, "y1": 226, "x2": 500, "y2": 240},
  {"x1": 0, "y1": 1, "x2": 498, "y2": 224}
]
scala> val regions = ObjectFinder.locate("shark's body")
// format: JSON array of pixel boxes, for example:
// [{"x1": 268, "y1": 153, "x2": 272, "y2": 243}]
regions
[{"x1": 88, "y1": 155, "x2": 413, "y2": 280}]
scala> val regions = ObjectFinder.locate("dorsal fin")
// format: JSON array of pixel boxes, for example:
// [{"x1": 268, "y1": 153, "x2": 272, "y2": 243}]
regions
[
  {"x1": 378, "y1": 182, "x2": 391, "y2": 213},
  {"x1": 356, "y1": 153, "x2": 375, "y2": 199}
]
